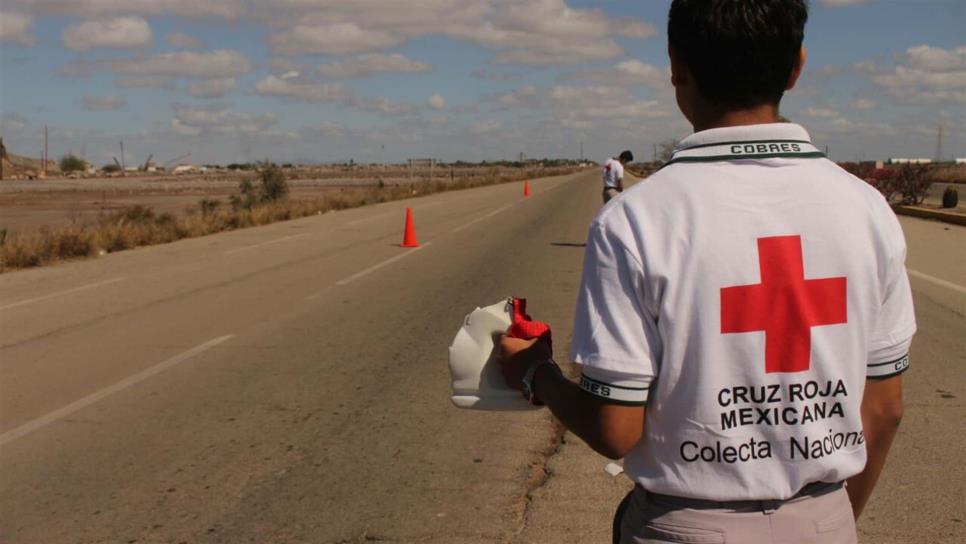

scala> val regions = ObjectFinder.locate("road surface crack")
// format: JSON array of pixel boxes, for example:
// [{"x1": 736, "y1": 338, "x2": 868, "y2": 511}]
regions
[{"x1": 505, "y1": 418, "x2": 567, "y2": 544}]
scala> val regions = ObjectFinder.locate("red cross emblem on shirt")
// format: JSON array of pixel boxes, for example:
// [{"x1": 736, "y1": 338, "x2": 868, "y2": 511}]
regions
[{"x1": 720, "y1": 235, "x2": 847, "y2": 374}]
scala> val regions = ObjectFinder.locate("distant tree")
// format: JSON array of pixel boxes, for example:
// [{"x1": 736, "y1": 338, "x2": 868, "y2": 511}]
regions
[
  {"x1": 102, "y1": 163, "x2": 121, "y2": 174},
  {"x1": 59, "y1": 154, "x2": 87, "y2": 173},
  {"x1": 658, "y1": 139, "x2": 680, "y2": 163},
  {"x1": 230, "y1": 160, "x2": 289, "y2": 210}
]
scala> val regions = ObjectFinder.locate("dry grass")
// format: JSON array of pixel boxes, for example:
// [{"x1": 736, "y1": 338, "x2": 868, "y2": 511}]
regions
[
  {"x1": 927, "y1": 164, "x2": 966, "y2": 185},
  {"x1": 0, "y1": 168, "x2": 583, "y2": 272}
]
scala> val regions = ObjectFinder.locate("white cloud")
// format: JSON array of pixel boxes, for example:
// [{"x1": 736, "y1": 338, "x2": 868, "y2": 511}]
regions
[
  {"x1": 868, "y1": 45, "x2": 966, "y2": 104},
  {"x1": 171, "y1": 105, "x2": 276, "y2": 135},
  {"x1": 427, "y1": 93, "x2": 446, "y2": 110},
  {"x1": 10, "y1": 0, "x2": 246, "y2": 19},
  {"x1": 492, "y1": 83, "x2": 671, "y2": 128},
  {"x1": 307, "y1": 122, "x2": 348, "y2": 139},
  {"x1": 316, "y1": 53, "x2": 432, "y2": 79},
  {"x1": 565, "y1": 59, "x2": 669, "y2": 87},
  {"x1": 116, "y1": 76, "x2": 176, "y2": 89},
  {"x1": 805, "y1": 107, "x2": 840, "y2": 119},
  {"x1": 185, "y1": 78, "x2": 237, "y2": 98},
  {"x1": 271, "y1": 23, "x2": 404, "y2": 56},
  {"x1": 261, "y1": 0, "x2": 655, "y2": 65},
  {"x1": 851, "y1": 98, "x2": 877, "y2": 111},
  {"x1": 905, "y1": 45, "x2": 966, "y2": 72},
  {"x1": 83, "y1": 95, "x2": 127, "y2": 111},
  {"x1": 254, "y1": 75, "x2": 352, "y2": 103},
  {"x1": 254, "y1": 75, "x2": 414, "y2": 115},
  {"x1": 61, "y1": 49, "x2": 253, "y2": 79},
  {"x1": 63, "y1": 16, "x2": 153, "y2": 51},
  {"x1": 0, "y1": 11, "x2": 35, "y2": 46},
  {"x1": 820, "y1": 0, "x2": 874, "y2": 6},
  {"x1": 167, "y1": 32, "x2": 203, "y2": 49},
  {"x1": 0, "y1": 113, "x2": 28, "y2": 134}
]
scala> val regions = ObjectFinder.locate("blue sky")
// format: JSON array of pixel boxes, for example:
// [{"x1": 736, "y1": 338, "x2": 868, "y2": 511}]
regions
[{"x1": 0, "y1": 0, "x2": 963, "y2": 166}]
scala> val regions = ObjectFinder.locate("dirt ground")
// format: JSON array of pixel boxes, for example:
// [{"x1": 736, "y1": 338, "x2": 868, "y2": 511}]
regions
[
  {"x1": 2, "y1": 170, "x2": 961, "y2": 235},
  {"x1": 0, "y1": 168, "x2": 544, "y2": 234},
  {"x1": 0, "y1": 184, "x2": 347, "y2": 233}
]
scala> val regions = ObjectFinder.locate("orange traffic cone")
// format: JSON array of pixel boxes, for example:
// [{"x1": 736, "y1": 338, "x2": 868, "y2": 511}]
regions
[
  {"x1": 523, "y1": 181, "x2": 531, "y2": 197},
  {"x1": 401, "y1": 207, "x2": 420, "y2": 247}
]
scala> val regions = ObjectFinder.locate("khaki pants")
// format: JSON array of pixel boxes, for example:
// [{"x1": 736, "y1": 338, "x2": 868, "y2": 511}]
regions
[
  {"x1": 615, "y1": 483, "x2": 857, "y2": 544},
  {"x1": 603, "y1": 187, "x2": 621, "y2": 203}
]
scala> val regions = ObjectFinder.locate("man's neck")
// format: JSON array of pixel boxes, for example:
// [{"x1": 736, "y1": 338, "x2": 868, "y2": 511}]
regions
[{"x1": 690, "y1": 102, "x2": 781, "y2": 133}]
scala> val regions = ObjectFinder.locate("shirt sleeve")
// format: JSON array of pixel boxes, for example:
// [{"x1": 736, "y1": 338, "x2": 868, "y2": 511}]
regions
[
  {"x1": 570, "y1": 222, "x2": 661, "y2": 402},
  {"x1": 866, "y1": 215, "x2": 916, "y2": 379}
]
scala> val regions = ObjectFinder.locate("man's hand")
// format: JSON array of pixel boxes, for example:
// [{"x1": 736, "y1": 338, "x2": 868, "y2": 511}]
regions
[
  {"x1": 498, "y1": 335, "x2": 552, "y2": 391},
  {"x1": 847, "y1": 375, "x2": 904, "y2": 519}
]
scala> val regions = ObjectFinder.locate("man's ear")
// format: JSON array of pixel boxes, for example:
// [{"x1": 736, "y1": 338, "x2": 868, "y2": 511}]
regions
[
  {"x1": 785, "y1": 47, "x2": 807, "y2": 91},
  {"x1": 669, "y1": 43, "x2": 688, "y2": 88}
]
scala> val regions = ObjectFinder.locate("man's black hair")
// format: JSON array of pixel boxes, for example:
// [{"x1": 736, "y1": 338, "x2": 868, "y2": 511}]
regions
[
  {"x1": 668, "y1": 0, "x2": 809, "y2": 108},
  {"x1": 619, "y1": 150, "x2": 634, "y2": 163}
]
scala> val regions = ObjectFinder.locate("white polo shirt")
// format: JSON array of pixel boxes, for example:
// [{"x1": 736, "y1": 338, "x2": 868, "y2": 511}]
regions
[
  {"x1": 602, "y1": 158, "x2": 624, "y2": 189},
  {"x1": 570, "y1": 123, "x2": 916, "y2": 501}
]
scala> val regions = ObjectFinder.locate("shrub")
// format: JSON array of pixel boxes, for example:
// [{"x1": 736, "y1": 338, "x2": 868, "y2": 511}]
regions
[
  {"x1": 230, "y1": 162, "x2": 289, "y2": 210},
  {"x1": 59, "y1": 154, "x2": 87, "y2": 173},
  {"x1": 942, "y1": 187, "x2": 959, "y2": 209},
  {"x1": 1, "y1": 163, "x2": 583, "y2": 272},
  {"x1": 230, "y1": 178, "x2": 259, "y2": 211},
  {"x1": 102, "y1": 163, "x2": 121, "y2": 174},
  {"x1": 108, "y1": 204, "x2": 156, "y2": 225},
  {"x1": 894, "y1": 164, "x2": 932, "y2": 205},
  {"x1": 199, "y1": 198, "x2": 221, "y2": 216},
  {"x1": 258, "y1": 161, "x2": 289, "y2": 202}
]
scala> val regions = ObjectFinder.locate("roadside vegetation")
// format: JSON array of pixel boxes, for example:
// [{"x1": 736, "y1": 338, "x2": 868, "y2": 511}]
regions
[
  {"x1": 0, "y1": 164, "x2": 582, "y2": 272},
  {"x1": 58, "y1": 154, "x2": 87, "y2": 173},
  {"x1": 839, "y1": 162, "x2": 937, "y2": 205}
]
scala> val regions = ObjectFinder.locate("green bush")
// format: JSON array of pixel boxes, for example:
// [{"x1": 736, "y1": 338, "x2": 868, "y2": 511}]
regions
[
  {"x1": 942, "y1": 187, "x2": 959, "y2": 209},
  {"x1": 59, "y1": 154, "x2": 87, "y2": 173},
  {"x1": 258, "y1": 161, "x2": 289, "y2": 202},
  {"x1": 230, "y1": 161, "x2": 289, "y2": 210}
]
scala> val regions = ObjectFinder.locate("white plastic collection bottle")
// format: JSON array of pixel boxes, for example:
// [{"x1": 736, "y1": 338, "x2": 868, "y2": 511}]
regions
[{"x1": 448, "y1": 299, "x2": 541, "y2": 411}]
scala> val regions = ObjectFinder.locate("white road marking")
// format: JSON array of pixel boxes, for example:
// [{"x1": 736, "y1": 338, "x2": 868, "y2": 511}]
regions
[
  {"x1": 451, "y1": 203, "x2": 516, "y2": 234},
  {"x1": 0, "y1": 335, "x2": 234, "y2": 447},
  {"x1": 907, "y1": 269, "x2": 966, "y2": 296},
  {"x1": 303, "y1": 287, "x2": 330, "y2": 301},
  {"x1": 335, "y1": 243, "x2": 432, "y2": 286},
  {"x1": 224, "y1": 233, "x2": 308, "y2": 255},
  {"x1": 0, "y1": 277, "x2": 125, "y2": 311}
]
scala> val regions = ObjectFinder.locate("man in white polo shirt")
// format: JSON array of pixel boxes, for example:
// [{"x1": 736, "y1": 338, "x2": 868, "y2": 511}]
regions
[
  {"x1": 602, "y1": 151, "x2": 634, "y2": 204},
  {"x1": 499, "y1": 1, "x2": 914, "y2": 543}
]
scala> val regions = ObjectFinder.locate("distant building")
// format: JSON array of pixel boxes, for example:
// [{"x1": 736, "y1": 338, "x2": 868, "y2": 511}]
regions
[
  {"x1": 172, "y1": 165, "x2": 197, "y2": 175},
  {"x1": 955, "y1": 158, "x2": 966, "y2": 165},
  {"x1": 888, "y1": 158, "x2": 932, "y2": 165}
]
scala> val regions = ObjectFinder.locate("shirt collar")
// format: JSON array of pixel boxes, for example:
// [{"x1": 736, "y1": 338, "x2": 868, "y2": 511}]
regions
[{"x1": 669, "y1": 123, "x2": 823, "y2": 165}]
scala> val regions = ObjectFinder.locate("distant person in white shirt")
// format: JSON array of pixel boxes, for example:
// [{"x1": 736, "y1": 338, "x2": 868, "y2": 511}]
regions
[
  {"x1": 602, "y1": 151, "x2": 634, "y2": 204},
  {"x1": 499, "y1": 1, "x2": 914, "y2": 543}
]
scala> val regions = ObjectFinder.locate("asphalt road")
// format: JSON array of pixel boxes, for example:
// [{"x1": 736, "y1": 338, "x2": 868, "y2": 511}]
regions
[{"x1": 1, "y1": 171, "x2": 963, "y2": 543}]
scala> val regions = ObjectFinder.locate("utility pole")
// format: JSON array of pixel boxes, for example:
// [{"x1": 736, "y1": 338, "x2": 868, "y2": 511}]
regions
[
  {"x1": 936, "y1": 124, "x2": 943, "y2": 163},
  {"x1": 579, "y1": 141, "x2": 584, "y2": 162},
  {"x1": 120, "y1": 141, "x2": 125, "y2": 171},
  {"x1": 44, "y1": 125, "x2": 48, "y2": 176}
]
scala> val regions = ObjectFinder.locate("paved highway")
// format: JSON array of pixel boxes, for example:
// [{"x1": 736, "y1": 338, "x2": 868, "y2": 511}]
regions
[{"x1": 0, "y1": 171, "x2": 963, "y2": 543}]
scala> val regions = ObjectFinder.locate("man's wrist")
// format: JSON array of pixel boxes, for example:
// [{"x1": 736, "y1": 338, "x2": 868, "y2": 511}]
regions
[{"x1": 525, "y1": 359, "x2": 560, "y2": 405}]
